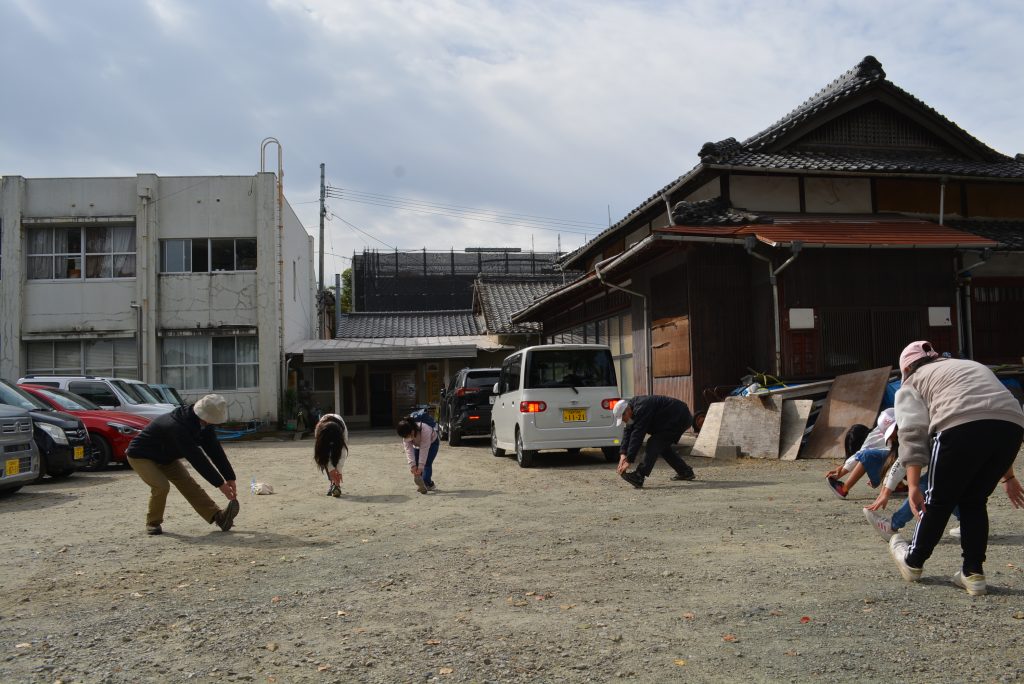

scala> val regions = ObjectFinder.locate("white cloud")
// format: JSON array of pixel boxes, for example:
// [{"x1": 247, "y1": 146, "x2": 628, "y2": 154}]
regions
[{"x1": 3, "y1": 0, "x2": 1022, "y2": 281}]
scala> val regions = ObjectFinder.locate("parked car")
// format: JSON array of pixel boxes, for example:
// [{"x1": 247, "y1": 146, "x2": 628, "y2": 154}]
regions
[
  {"x1": 19, "y1": 384, "x2": 150, "y2": 470},
  {"x1": 490, "y1": 344, "x2": 622, "y2": 468},
  {"x1": 17, "y1": 375, "x2": 174, "y2": 420},
  {"x1": 0, "y1": 379, "x2": 90, "y2": 479},
  {"x1": 439, "y1": 367, "x2": 500, "y2": 446},
  {"x1": 147, "y1": 383, "x2": 184, "y2": 406},
  {"x1": 0, "y1": 405, "x2": 39, "y2": 495}
]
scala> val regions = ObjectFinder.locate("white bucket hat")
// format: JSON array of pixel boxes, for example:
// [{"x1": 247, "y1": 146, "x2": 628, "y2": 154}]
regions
[{"x1": 194, "y1": 394, "x2": 228, "y2": 424}]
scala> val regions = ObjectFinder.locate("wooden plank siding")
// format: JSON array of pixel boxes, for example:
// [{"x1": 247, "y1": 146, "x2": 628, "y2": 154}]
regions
[
  {"x1": 688, "y1": 245, "x2": 761, "y2": 412},
  {"x1": 778, "y1": 249, "x2": 960, "y2": 376}
]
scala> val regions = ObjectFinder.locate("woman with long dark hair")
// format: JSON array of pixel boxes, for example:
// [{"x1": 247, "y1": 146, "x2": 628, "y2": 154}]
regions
[{"x1": 314, "y1": 413, "x2": 349, "y2": 497}]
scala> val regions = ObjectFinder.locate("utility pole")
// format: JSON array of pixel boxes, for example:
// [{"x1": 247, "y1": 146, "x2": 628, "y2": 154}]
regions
[{"x1": 318, "y1": 163, "x2": 326, "y2": 337}]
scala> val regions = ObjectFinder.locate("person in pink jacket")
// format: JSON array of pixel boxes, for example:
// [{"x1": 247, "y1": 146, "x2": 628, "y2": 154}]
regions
[
  {"x1": 397, "y1": 415, "x2": 440, "y2": 495},
  {"x1": 887, "y1": 341, "x2": 1024, "y2": 596}
]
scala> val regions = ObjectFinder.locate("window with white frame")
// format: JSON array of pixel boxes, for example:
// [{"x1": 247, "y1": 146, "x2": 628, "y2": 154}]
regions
[
  {"x1": 27, "y1": 225, "x2": 136, "y2": 280},
  {"x1": 161, "y1": 335, "x2": 259, "y2": 391},
  {"x1": 160, "y1": 238, "x2": 257, "y2": 273},
  {"x1": 26, "y1": 339, "x2": 138, "y2": 377}
]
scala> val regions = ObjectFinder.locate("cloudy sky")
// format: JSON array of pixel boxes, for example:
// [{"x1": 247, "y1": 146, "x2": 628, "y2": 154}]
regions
[{"x1": 2, "y1": 0, "x2": 1022, "y2": 281}]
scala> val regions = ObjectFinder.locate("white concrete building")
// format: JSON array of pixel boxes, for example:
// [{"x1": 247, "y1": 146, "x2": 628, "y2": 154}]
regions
[{"x1": 0, "y1": 173, "x2": 315, "y2": 423}]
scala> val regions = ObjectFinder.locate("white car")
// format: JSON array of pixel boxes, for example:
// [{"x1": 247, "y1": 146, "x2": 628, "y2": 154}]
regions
[
  {"x1": 490, "y1": 344, "x2": 623, "y2": 467},
  {"x1": 17, "y1": 376, "x2": 174, "y2": 420}
]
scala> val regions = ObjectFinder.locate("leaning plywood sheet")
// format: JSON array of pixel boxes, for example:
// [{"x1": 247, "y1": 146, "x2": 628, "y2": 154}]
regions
[
  {"x1": 779, "y1": 399, "x2": 813, "y2": 461},
  {"x1": 689, "y1": 402, "x2": 725, "y2": 458},
  {"x1": 801, "y1": 366, "x2": 892, "y2": 460},
  {"x1": 718, "y1": 395, "x2": 782, "y2": 459}
]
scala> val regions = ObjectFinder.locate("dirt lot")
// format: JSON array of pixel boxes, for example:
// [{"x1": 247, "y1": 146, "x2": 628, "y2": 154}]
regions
[{"x1": 1, "y1": 430, "x2": 1022, "y2": 683}]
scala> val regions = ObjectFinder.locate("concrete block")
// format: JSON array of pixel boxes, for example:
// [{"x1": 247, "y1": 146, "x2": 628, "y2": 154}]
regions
[
  {"x1": 718, "y1": 395, "x2": 782, "y2": 459},
  {"x1": 690, "y1": 402, "x2": 725, "y2": 458},
  {"x1": 779, "y1": 399, "x2": 813, "y2": 461}
]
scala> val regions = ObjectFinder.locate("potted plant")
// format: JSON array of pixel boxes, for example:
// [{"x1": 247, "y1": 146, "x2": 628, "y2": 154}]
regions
[{"x1": 282, "y1": 388, "x2": 298, "y2": 430}]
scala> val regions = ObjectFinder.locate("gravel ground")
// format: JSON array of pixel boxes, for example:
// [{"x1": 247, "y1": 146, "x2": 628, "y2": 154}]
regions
[{"x1": 1, "y1": 430, "x2": 1022, "y2": 684}]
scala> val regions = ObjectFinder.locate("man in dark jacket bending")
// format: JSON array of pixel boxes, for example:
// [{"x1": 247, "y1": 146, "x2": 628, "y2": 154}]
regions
[
  {"x1": 125, "y1": 394, "x2": 239, "y2": 535},
  {"x1": 613, "y1": 395, "x2": 695, "y2": 489}
]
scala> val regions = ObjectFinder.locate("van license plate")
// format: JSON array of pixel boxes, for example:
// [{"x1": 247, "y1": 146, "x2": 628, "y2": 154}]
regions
[
  {"x1": 5, "y1": 459, "x2": 18, "y2": 476},
  {"x1": 562, "y1": 409, "x2": 587, "y2": 422},
  {"x1": 73, "y1": 446, "x2": 85, "y2": 460}
]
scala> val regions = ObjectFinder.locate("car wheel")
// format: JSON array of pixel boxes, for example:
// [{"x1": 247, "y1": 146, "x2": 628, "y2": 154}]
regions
[
  {"x1": 87, "y1": 434, "x2": 112, "y2": 471},
  {"x1": 490, "y1": 424, "x2": 505, "y2": 457},
  {"x1": 449, "y1": 426, "x2": 463, "y2": 447},
  {"x1": 602, "y1": 446, "x2": 620, "y2": 462},
  {"x1": 515, "y1": 429, "x2": 537, "y2": 468},
  {"x1": 34, "y1": 453, "x2": 49, "y2": 482}
]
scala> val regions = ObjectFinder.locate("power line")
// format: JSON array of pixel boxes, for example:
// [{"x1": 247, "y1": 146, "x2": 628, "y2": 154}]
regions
[{"x1": 328, "y1": 211, "x2": 395, "y2": 250}]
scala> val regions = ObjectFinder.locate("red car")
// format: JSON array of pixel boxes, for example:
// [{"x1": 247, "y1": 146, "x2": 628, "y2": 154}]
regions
[{"x1": 19, "y1": 384, "x2": 151, "y2": 470}]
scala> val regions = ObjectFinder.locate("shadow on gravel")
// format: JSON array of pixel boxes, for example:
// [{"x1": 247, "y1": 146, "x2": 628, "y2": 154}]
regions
[
  {"x1": 632, "y1": 479, "x2": 779, "y2": 490},
  {"x1": 161, "y1": 530, "x2": 321, "y2": 548},
  {"x1": 426, "y1": 488, "x2": 497, "y2": 499},
  {"x1": 987, "y1": 533, "x2": 1024, "y2": 546},
  {"x1": 31, "y1": 473, "x2": 124, "y2": 489},
  {"x1": 0, "y1": 490, "x2": 76, "y2": 511},
  {"x1": 336, "y1": 493, "x2": 415, "y2": 504}
]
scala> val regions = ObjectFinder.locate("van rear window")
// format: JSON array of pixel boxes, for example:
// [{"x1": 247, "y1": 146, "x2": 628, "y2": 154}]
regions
[
  {"x1": 465, "y1": 372, "x2": 499, "y2": 389},
  {"x1": 525, "y1": 349, "x2": 616, "y2": 389}
]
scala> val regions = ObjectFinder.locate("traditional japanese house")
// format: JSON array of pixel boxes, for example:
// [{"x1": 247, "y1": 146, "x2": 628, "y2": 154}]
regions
[{"x1": 512, "y1": 56, "x2": 1024, "y2": 412}]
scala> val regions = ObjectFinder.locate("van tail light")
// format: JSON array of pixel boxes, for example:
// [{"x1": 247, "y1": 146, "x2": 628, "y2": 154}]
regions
[
  {"x1": 519, "y1": 401, "x2": 547, "y2": 413},
  {"x1": 455, "y1": 388, "x2": 468, "y2": 397},
  {"x1": 601, "y1": 398, "x2": 622, "y2": 410},
  {"x1": 467, "y1": 415, "x2": 480, "y2": 421}
]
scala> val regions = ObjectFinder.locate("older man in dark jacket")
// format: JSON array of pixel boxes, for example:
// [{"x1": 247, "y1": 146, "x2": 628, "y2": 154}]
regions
[
  {"x1": 613, "y1": 395, "x2": 695, "y2": 489},
  {"x1": 125, "y1": 394, "x2": 239, "y2": 535}
]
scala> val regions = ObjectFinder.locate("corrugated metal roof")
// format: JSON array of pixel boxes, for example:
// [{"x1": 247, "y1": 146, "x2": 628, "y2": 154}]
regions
[{"x1": 658, "y1": 215, "x2": 997, "y2": 249}]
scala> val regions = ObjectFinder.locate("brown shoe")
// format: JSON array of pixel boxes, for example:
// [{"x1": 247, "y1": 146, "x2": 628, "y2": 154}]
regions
[{"x1": 213, "y1": 499, "x2": 240, "y2": 531}]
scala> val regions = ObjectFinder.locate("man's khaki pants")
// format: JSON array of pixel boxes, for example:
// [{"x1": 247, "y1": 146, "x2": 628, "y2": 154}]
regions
[{"x1": 127, "y1": 457, "x2": 220, "y2": 527}]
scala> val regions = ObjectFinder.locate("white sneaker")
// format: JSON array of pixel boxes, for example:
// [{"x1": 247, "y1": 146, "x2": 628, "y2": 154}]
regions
[
  {"x1": 862, "y1": 507, "x2": 893, "y2": 541},
  {"x1": 953, "y1": 570, "x2": 986, "y2": 596},
  {"x1": 948, "y1": 526, "x2": 961, "y2": 538},
  {"x1": 889, "y1": 535, "x2": 922, "y2": 582}
]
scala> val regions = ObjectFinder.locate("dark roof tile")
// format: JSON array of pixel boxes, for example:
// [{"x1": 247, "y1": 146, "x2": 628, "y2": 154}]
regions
[{"x1": 336, "y1": 310, "x2": 481, "y2": 338}]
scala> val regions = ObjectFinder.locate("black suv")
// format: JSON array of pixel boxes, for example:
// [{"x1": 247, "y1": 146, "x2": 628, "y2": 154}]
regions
[
  {"x1": 439, "y1": 367, "x2": 500, "y2": 446},
  {"x1": 0, "y1": 379, "x2": 90, "y2": 480}
]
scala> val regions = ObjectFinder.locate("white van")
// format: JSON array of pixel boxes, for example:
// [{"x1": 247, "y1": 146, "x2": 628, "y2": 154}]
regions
[{"x1": 490, "y1": 344, "x2": 623, "y2": 467}]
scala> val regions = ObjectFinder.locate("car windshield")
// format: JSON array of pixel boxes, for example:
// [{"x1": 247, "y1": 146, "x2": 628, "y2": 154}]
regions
[
  {"x1": 109, "y1": 380, "x2": 144, "y2": 405},
  {"x1": 465, "y1": 372, "x2": 499, "y2": 390},
  {"x1": 525, "y1": 349, "x2": 617, "y2": 389},
  {"x1": 0, "y1": 380, "x2": 50, "y2": 411},
  {"x1": 28, "y1": 386, "x2": 100, "y2": 411},
  {"x1": 150, "y1": 384, "x2": 184, "y2": 405},
  {"x1": 130, "y1": 382, "x2": 162, "y2": 403}
]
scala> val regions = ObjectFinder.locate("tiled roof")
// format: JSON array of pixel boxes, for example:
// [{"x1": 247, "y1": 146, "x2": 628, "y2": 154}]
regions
[
  {"x1": 561, "y1": 56, "x2": 1023, "y2": 270},
  {"x1": 946, "y1": 220, "x2": 1024, "y2": 250},
  {"x1": 474, "y1": 275, "x2": 569, "y2": 334},
  {"x1": 658, "y1": 214, "x2": 997, "y2": 249},
  {"x1": 739, "y1": 56, "x2": 1006, "y2": 160},
  {"x1": 670, "y1": 196, "x2": 774, "y2": 226},
  {"x1": 702, "y1": 149, "x2": 1024, "y2": 179},
  {"x1": 336, "y1": 310, "x2": 481, "y2": 338}
]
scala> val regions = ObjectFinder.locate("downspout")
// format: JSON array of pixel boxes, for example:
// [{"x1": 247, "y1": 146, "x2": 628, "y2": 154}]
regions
[
  {"x1": 595, "y1": 256, "x2": 652, "y2": 395},
  {"x1": 745, "y1": 237, "x2": 803, "y2": 377},
  {"x1": 956, "y1": 249, "x2": 990, "y2": 359},
  {"x1": 261, "y1": 137, "x2": 286, "y2": 415},
  {"x1": 938, "y1": 176, "x2": 947, "y2": 226}
]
